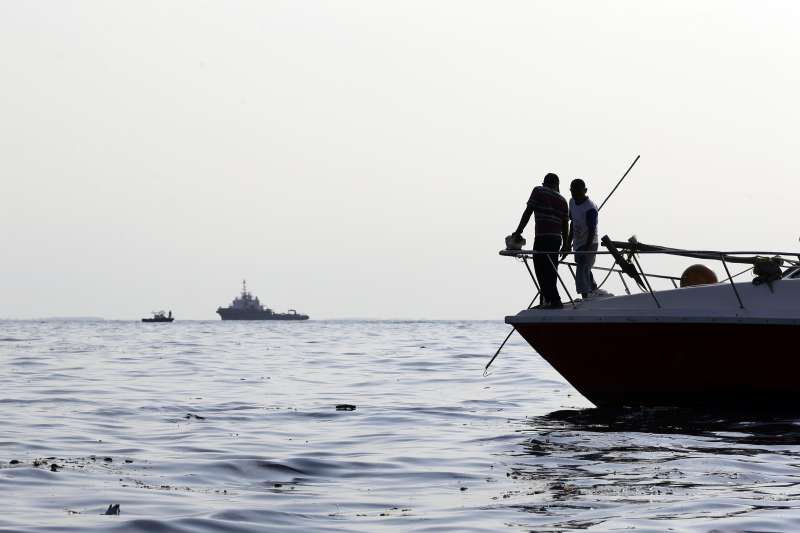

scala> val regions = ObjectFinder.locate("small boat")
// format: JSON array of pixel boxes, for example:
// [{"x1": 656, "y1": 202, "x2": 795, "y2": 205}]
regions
[
  {"x1": 502, "y1": 236, "x2": 800, "y2": 409},
  {"x1": 142, "y1": 310, "x2": 174, "y2": 323}
]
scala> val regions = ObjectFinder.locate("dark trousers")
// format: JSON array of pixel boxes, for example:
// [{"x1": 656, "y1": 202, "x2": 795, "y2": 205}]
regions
[{"x1": 533, "y1": 235, "x2": 562, "y2": 305}]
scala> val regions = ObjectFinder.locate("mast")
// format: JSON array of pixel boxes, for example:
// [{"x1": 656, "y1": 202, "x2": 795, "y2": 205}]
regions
[{"x1": 242, "y1": 279, "x2": 247, "y2": 296}]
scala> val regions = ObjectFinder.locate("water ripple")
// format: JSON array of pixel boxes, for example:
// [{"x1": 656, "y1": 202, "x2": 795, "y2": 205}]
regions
[{"x1": 0, "y1": 320, "x2": 797, "y2": 531}]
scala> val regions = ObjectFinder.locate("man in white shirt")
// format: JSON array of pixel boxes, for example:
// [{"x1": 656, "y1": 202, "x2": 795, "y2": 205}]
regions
[{"x1": 566, "y1": 179, "x2": 599, "y2": 298}]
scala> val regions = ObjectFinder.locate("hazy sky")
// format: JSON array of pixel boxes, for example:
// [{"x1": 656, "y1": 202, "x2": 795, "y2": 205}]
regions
[{"x1": 2, "y1": 1, "x2": 799, "y2": 319}]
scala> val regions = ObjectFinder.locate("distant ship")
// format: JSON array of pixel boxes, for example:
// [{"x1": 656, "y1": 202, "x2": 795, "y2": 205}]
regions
[
  {"x1": 142, "y1": 310, "x2": 173, "y2": 323},
  {"x1": 216, "y1": 281, "x2": 309, "y2": 321}
]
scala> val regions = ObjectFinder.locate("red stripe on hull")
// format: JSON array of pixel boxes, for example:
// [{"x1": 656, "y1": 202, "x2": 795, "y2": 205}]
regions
[{"x1": 514, "y1": 322, "x2": 800, "y2": 409}]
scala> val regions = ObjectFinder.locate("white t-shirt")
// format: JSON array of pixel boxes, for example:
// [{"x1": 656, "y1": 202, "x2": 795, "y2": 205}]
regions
[{"x1": 569, "y1": 198, "x2": 599, "y2": 249}]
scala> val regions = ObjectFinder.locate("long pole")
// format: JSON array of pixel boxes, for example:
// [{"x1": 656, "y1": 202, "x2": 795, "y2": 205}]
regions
[
  {"x1": 482, "y1": 294, "x2": 538, "y2": 377},
  {"x1": 484, "y1": 154, "x2": 640, "y2": 375},
  {"x1": 592, "y1": 154, "x2": 641, "y2": 290},
  {"x1": 598, "y1": 155, "x2": 640, "y2": 212}
]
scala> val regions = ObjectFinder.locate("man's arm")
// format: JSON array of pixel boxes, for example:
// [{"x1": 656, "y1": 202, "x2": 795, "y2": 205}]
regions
[
  {"x1": 561, "y1": 216, "x2": 573, "y2": 260},
  {"x1": 582, "y1": 208, "x2": 598, "y2": 251},
  {"x1": 512, "y1": 188, "x2": 536, "y2": 236},
  {"x1": 512, "y1": 204, "x2": 533, "y2": 237}
]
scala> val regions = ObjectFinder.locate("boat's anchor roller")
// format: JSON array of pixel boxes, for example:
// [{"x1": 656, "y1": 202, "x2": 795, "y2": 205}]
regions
[
  {"x1": 601, "y1": 235, "x2": 646, "y2": 291},
  {"x1": 753, "y1": 256, "x2": 783, "y2": 292}
]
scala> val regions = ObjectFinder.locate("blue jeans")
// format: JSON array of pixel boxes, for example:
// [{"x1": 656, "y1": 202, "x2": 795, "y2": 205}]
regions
[{"x1": 575, "y1": 242, "x2": 598, "y2": 296}]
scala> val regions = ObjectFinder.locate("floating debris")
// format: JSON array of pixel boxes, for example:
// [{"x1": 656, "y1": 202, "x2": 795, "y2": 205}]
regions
[
  {"x1": 336, "y1": 404, "x2": 356, "y2": 411},
  {"x1": 103, "y1": 504, "x2": 120, "y2": 516}
]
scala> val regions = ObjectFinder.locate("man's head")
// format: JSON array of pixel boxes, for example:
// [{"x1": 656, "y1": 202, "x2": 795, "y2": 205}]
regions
[
  {"x1": 543, "y1": 173, "x2": 559, "y2": 192},
  {"x1": 570, "y1": 178, "x2": 587, "y2": 202}
]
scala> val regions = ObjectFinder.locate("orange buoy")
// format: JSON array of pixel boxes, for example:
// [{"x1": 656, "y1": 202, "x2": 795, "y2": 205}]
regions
[{"x1": 680, "y1": 264, "x2": 718, "y2": 287}]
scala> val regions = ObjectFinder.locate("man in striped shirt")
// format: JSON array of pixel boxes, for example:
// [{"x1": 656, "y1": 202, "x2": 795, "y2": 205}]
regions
[{"x1": 510, "y1": 173, "x2": 569, "y2": 309}]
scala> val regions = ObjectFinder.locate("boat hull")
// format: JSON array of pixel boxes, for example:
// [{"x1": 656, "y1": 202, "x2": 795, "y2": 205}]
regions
[
  {"x1": 216, "y1": 308, "x2": 309, "y2": 321},
  {"x1": 142, "y1": 318, "x2": 174, "y2": 323},
  {"x1": 513, "y1": 321, "x2": 800, "y2": 409}
]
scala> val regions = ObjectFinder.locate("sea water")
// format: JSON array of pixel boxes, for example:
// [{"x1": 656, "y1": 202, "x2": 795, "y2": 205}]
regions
[{"x1": 1, "y1": 320, "x2": 799, "y2": 532}]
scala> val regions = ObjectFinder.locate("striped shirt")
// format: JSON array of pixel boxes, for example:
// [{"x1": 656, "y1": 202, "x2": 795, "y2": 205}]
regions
[{"x1": 527, "y1": 186, "x2": 568, "y2": 237}]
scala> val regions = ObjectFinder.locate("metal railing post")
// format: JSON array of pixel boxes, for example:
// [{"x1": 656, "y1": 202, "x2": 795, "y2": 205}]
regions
[
  {"x1": 618, "y1": 272, "x2": 631, "y2": 295},
  {"x1": 567, "y1": 263, "x2": 577, "y2": 283},
  {"x1": 631, "y1": 255, "x2": 661, "y2": 308},
  {"x1": 547, "y1": 254, "x2": 576, "y2": 308},
  {"x1": 522, "y1": 257, "x2": 542, "y2": 305},
  {"x1": 521, "y1": 257, "x2": 541, "y2": 291},
  {"x1": 720, "y1": 254, "x2": 745, "y2": 309}
]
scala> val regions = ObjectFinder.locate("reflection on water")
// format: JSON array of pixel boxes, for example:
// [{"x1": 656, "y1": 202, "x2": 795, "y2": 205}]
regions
[
  {"x1": 506, "y1": 408, "x2": 800, "y2": 531},
  {"x1": 545, "y1": 407, "x2": 800, "y2": 445},
  {"x1": 1, "y1": 320, "x2": 800, "y2": 532}
]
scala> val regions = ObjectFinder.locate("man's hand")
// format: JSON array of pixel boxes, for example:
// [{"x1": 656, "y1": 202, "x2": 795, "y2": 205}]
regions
[{"x1": 505, "y1": 233, "x2": 526, "y2": 251}]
